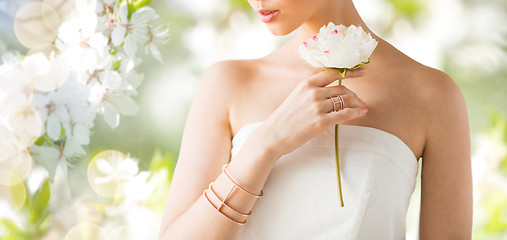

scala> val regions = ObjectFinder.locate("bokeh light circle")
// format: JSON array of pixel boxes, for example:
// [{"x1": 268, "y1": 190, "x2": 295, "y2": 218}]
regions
[
  {"x1": 8, "y1": 104, "x2": 43, "y2": 147},
  {"x1": 13, "y1": 2, "x2": 59, "y2": 50},
  {"x1": 109, "y1": 225, "x2": 130, "y2": 240},
  {"x1": 0, "y1": 148, "x2": 32, "y2": 187},
  {"x1": 65, "y1": 223, "x2": 110, "y2": 240},
  {"x1": 87, "y1": 150, "x2": 138, "y2": 198},
  {"x1": 0, "y1": 180, "x2": 26, "y2": 210}
]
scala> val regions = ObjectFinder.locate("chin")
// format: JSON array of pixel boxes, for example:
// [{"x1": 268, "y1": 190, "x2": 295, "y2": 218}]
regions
[{"x1": 266, "y1": 25, "x2": 295, "y2": 36}]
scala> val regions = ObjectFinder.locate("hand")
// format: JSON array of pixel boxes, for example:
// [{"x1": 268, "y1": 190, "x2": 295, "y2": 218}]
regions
[{"x1": 259, "y1": 68, "x2": 368, "y2": 157}]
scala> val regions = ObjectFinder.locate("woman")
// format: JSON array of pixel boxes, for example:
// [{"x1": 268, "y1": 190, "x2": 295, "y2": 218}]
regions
[{"x1": 159, "y1": 0, "x2": 472, "y2": 239}]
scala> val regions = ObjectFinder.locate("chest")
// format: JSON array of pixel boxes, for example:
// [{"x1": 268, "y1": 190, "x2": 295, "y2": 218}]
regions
[{"x1": 229, "y1": 72, "x2": 425, "y2": 160}]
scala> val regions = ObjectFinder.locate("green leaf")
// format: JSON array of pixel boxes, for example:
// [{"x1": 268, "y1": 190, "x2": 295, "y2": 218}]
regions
[
  {"x1": 488, "y1": 107, "x2": 507, "y2": 146},
  {"x1": 0, "y1": 219, "x2": 28, "y2": 240},
  {"x1": 112, "y1": 60, "x2": 122, "y2": 71},
  {"x1": 110, "y1": 47, "x2": 118, "y2": 56},
  {"x1": 483, "y1": 191, "x2": 507, "y2": 233},
  {"x1": 28, "y1": 180, "x2": 50, "y2": 224},
  {"x1": 386, "y1": 0, "x2": 425, "y2": 18},
  {"x1": 502, "y1": 153, "x2": 507, "y2": 177},
  {"x1": 133, "y1": 0, "x2": 153, "y2": 10},
  {"x1": 230, "y1": 0, "x2": 252, "y2": 11},
  {"x1": 127, "y1": 1, "x2": 136, "y2": 21},
  {"x1": 33, "y1": 134, "x2": 52, "y2": 146},
  {"x1": 149, "y1": 150, "x2": 175, "y2": 181}
]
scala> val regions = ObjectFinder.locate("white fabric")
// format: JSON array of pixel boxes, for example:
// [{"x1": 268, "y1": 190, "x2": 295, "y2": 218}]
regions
[{"x1": 231, "y1": 121, "x2": 419, "y2": 240}]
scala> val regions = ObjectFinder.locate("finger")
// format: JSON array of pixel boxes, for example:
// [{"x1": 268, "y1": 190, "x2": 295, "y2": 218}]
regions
[
  {"x1": 318, "y1": 85, "x2": 367, "y2": 106},
  {"x1": 310, "y1": 68, "x2": 365, "y2": 87},
  {"x1": 319, "y1": 94, "x2": 367, "y2": 113},
  {"x1": 318, "y1": 85, "x2": 351, "y2": 99},
  {"x1": 324, "y1": 107, "x2": 368, "y2": 125}
]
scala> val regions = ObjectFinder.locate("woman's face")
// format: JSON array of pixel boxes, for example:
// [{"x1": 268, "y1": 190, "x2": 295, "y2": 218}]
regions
[{"x1": 246, "y1": 0, "x2": 327, "y2": 36}]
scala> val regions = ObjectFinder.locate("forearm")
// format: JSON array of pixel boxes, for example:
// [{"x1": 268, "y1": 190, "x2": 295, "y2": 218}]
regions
[{"x1": 160, "y1": 127, "x2": 281, "y2": 240}]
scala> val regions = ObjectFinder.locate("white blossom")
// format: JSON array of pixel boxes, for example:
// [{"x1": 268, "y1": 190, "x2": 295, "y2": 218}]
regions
[
  {"x1": 22, "y1": 52, "x2": 69, "y2": 92},
  {"x1": 32, "y1": 77, "x2": 95, "y2": 159},
  {"x1": 56, "y1": 3, "x2": 109, "y2": 75},
  {"x1": 111, "y1": 1, "x2": 155, "y2": 59},
  {"x1": 93, "y1": 152, "x2": 139, "y2": 186},
  {"x1": 145, "y1": 24, "x2": 170, "y2": 63},
  {"x1": 0, "y1": 53, "x2": 33, "y2": 105}
]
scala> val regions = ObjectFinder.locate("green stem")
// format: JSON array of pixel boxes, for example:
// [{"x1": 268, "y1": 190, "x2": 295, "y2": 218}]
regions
[{"x1": 336, "y1": 79, "x2": 344, "y2": 207}]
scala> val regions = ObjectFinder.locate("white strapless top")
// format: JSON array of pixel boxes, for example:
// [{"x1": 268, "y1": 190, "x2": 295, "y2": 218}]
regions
[{"x1": 232, "y1": 121, "x2": 419, "y2": 240}]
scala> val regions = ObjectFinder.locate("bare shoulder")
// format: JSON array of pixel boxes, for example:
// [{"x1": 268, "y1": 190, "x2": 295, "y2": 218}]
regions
[
  {"x1": 406, "y1": 63, "x2": 473, "y2": 238},
  {"x1": 413, "y1": 64, "x2": 463, "y2": 103},
  {"x1": 202, "y1": 59, "x2": 260, "y2": 92},
  {"x1": 407, "y1": 63, "x2": 468, "y2": 129}
]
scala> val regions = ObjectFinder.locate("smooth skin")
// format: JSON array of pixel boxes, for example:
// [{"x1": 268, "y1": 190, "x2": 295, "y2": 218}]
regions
[{"x1": 159, "y1": 0, "x2": 473, "y2": 239}]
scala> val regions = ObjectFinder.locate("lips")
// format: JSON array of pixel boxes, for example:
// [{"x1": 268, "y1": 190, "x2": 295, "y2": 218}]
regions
[{"x1": 257, "y1": 9, "x2": 279, "y2": 23}]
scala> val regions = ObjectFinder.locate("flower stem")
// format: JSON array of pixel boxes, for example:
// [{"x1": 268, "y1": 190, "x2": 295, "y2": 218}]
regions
[{"x1": 336, "y1": 79, "x2": 344, "y2": 207}]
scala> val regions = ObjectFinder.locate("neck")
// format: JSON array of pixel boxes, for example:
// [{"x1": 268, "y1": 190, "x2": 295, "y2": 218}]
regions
[
  {"x1": 295, "y1": 0, "x2": 373, "y2": 43},
  {"x1": 275, "y1": 0, "x2": 381, "y2": 70}
]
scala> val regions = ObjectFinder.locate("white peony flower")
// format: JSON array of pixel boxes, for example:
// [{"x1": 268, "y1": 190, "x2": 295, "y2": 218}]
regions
[
  {"x1": 299, "y1": 22, "x2": 378, "y2": 72},
  {"x1": 299, "y1": 22, "x2": 378, "y2": 207}
]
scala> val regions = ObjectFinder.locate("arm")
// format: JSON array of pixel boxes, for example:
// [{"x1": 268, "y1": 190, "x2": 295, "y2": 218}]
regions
[
  {"x1": 419, "y1": 73, "x2": 473, "y2": 239},
  {"x1": 158, "y1": 63, "x2": 368, "y2": 239},
  {"x1": 158, "y1": 61, "x2": 275, "y2": 240}
]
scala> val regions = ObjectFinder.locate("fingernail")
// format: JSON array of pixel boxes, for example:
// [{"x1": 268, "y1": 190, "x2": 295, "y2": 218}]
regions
[
  {"x1": 357, "y1": 68, "x2": 365, "y2": 74},
  {"x1": 362, "y1": 108, "x2": 368, "y2": 113}
]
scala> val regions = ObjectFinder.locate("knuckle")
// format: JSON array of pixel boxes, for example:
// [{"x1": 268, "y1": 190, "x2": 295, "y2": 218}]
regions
[
  {"x1": 315, "y1": 102, "x2": 327, "y2": 113},
  {"x1": 301, "y1": 80, "x2": 314, "y2": 89},
  {"x1": 311, "y1": 102, "x2": 322, "y2": 113},
  {"x1": 309, "y1": 89, "x2": 320, "y2": 101}
]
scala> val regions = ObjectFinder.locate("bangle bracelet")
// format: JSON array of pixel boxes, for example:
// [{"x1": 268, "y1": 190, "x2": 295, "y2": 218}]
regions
[
  {"x1": 203, "y1": 189, "x2": 246, "y2": 225},
  {"x1": 208, "y1": 183, "x2": 252, "y2": 217},
  {"x1": 223, "y1": 164, "x2": 263, "y2": 198}
]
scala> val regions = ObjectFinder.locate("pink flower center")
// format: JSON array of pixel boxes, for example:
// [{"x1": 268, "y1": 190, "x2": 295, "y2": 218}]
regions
[
  {"x1": 303, "y1": 42, "x2": 308, "y2": 48},
  {"x1": 324, "y1": 50, "x2": 329, "y2": 54},
  {"x1": 312, "y1": 36, "x2": 318, "y2": 41},
  {"x1": 332, "y1": 30, "x2": 338, "y2": 34}
]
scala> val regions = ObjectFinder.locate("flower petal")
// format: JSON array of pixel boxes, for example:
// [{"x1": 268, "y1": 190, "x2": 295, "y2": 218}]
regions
[
  {"x1": 103, "y1": 106, "x2": 120, "y2": 128},
  {"x1": 46, "y1": 114, "x2": 61, "y2": 140},
  {"x1": 112, "y1": 26, "x2": 127, "y2": 46},
  {"x1": 123, "y1": 35, "x2": 137, "y2": 60}
]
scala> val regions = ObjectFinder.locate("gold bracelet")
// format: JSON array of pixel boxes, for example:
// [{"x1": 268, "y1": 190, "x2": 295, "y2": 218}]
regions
[
  {"x1": 208, "y1": 183, "x2": 252, "y2": 217},
  {"x1": 203, "y1": 189, "x2": 246, "y2": 225},
  {"x1": 222, "y1": 164, "x2": 263, "y2": 198}
]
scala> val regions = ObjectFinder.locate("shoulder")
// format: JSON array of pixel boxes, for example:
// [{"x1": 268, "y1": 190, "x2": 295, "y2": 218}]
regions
[
  {"x1": 196, "y1": 59, "x2": 260, "y2": 105},
  {"x1": 201, "y1": 59, "x2": 260, "y2": 88},
  {"x1": 406, "y1": 63, "x2": 470, "y2": 155},
  {"x1": 409, "y1": 64, "x2": 467, "y2": 121},
  {"x1": 409, "y1": 66, "x2": 473, "y2": 237}
]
